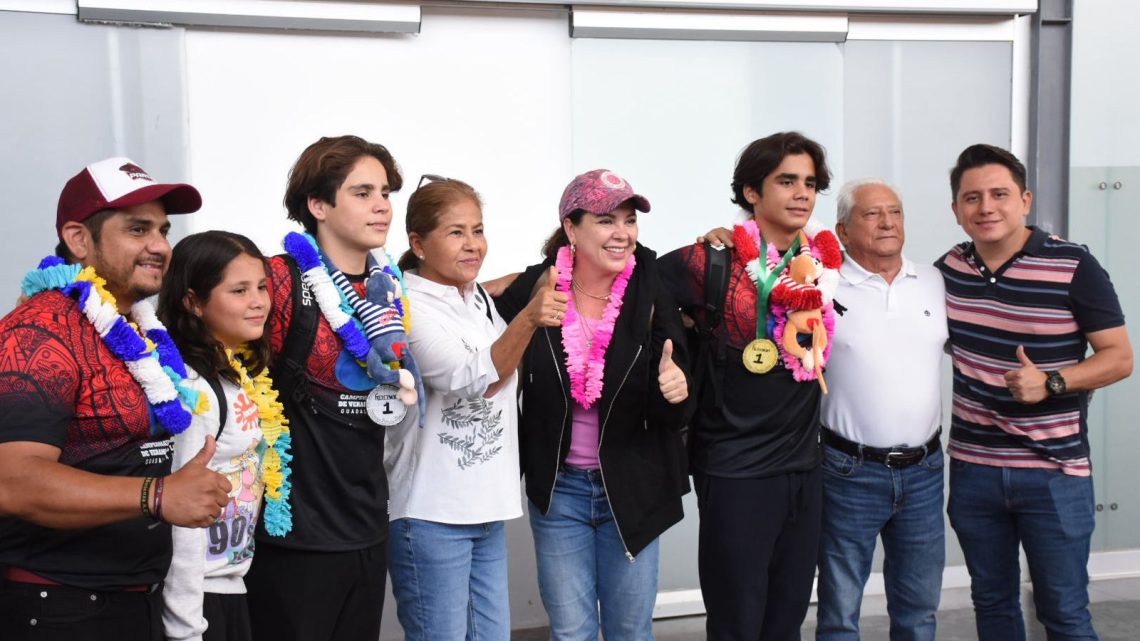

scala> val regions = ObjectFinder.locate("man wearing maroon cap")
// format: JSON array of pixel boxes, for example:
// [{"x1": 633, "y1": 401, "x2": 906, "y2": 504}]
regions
[{"x1": 0, "y1": 157, "x2": 231, "y2": 641}]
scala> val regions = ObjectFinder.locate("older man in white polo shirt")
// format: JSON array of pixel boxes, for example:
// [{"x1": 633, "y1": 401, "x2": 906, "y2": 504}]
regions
[{"x1": 815, "y1": 178, "x2": 948, "y2": 641}]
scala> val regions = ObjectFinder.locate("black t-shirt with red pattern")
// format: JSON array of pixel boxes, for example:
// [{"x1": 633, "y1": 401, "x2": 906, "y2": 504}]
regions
[
  {"x1": 259, "y1": 255, "x2": 389, "y2": 551},
  {"x1": 659, "y1": 243, "x2": 821, "y2": 479},
  {"x1": 0, "y1": 291, "x2": 174, "y2": 589}
]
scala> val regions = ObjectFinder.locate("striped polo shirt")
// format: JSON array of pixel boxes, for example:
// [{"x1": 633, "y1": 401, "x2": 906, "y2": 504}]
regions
[{"x1": 935, "y1": 226, "x2": 1124, "y2": 476}]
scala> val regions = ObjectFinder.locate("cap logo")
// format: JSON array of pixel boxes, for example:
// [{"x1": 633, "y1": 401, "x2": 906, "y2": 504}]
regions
[
  {"x1": 119, "y1": 162, "x2": 154, "y2": 183},
  {"x1": 599, "y1": 171, "x2": 627, "y2": 190}
]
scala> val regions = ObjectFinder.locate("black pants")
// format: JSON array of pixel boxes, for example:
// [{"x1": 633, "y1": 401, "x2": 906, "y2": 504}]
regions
[
  {"x1": 245, "y1": 540, "x2": 387, "y2": 641},
  {"x1": 202, "y1": 592, "x2": 252, "y2": 641},
  {"x1": 695, "y1": 467, "x2": 823, "y2": 641},
  {"x1": 0, "y1": 578, "x2": 163, "y2": 641}
]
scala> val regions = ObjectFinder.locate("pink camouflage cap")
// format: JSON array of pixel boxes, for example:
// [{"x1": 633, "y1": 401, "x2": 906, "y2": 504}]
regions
[{"x1": 558, "y1": 169, "x2": 651, "y2": 221}]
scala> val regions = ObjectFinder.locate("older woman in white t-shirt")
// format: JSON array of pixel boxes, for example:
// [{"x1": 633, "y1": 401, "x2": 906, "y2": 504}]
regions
[{"x1": 385, "y1": 176, "x2": 565, "y2": 641}]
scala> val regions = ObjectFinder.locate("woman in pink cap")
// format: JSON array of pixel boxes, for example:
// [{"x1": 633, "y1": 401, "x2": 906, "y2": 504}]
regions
[{"x1": 494, "y1": 169, "x2": 692, "y2": 641}]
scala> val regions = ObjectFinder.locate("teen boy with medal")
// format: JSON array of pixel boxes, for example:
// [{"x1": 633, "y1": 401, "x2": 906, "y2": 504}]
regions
[
  {"x1": 0, "y1": 157, "x2": 232, "y2": 641},
  {"x1": 660, "y1": 131, "x2": 840, "y2": 641},
  {"x1": 740, "y1": 233, "x2": 797, "y2": 375},
  {"x1": 244, "y1": 136, "x2": 421, "y2": 641}
]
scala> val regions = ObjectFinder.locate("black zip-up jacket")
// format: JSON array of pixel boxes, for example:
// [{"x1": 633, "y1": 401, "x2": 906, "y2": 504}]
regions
[{"x1": 496, "y1": 243, "x2": 692, "y2": 557}]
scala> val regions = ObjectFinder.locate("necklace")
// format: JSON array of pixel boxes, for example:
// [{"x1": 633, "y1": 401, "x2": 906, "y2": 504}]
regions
[
  {"x1": 20, "y1": 256, "x2": 206, "y2": 434},
  {"x1": 227, "y1": 348, "x2": 293, "y2": 536},
  {"x1": 572, "y1": 279, "x2": 611, "y2": 301},
  {"x1": 573, "y1": 292, "x2": 600, "y2": 349},
  {"x1": 556, "y1": 247, "x2": 635, "y2": 408}
]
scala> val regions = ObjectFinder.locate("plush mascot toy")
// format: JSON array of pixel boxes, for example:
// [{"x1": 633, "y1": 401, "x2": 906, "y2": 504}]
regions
[
  {"x1": 282, "y1": 231, "x2": 425, "y2": 426},
  {"x1": 770, "y1": 226, "x2": 843, "y2": 393},
  {"x1": 364, "y1": 272, "x2": 424, "y2": 415}
]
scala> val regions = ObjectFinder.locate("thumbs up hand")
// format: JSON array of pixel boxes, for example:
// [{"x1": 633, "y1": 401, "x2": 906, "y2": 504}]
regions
[
  {"x1": 527, "y1": 266, "x2": 569, "y2": 328},
  {"x1": 162, "y1": 436, "x2": 233, "y2": 528},
  {"x1": 1004, "y1": 345, "x2": 1048, "y2": 404},
  {"x1": 657, "y1": 339, "x2": 688, "y2": 405}
]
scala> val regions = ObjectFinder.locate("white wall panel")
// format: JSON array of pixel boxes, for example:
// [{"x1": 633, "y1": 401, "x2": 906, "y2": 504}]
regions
[
  {"x1": 184, "y1": 6, "x2": 573, "y2": 282},
  {"x1": 1071, "y1": 0, "x2": 1140, "y2": 168},
  {"x1": 570, "y1": 37, "x2": 844, "y2": 277}
]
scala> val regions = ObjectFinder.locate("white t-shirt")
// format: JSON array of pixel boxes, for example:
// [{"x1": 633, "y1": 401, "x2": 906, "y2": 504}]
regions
[
  {"x1": 384, "y1": 272, "x2": 522, "y2": 524},
  {"x1": 822, "y1": 254, "x2": 948, "y2": 449},
  {"x1": 163, "y1": 366, "x2": 265, "y2": 641}
]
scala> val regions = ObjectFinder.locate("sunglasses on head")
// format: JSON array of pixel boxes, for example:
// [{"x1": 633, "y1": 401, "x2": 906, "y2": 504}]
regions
[{"x1": 417, "y1": 174, "x2": 451, "y2": 190}]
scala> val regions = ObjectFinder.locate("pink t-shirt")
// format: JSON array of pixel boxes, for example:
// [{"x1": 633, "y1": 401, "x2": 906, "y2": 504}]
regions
[{"x1": 564, "y1": 402, "x2": 600, "y2": 469}]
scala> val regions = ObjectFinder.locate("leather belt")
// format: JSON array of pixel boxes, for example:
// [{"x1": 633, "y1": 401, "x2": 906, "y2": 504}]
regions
[
  {"x1": 4, "y1": 566, "x2": 158, "y2": 593},
  {"x1": 822, "y1": 427, "x2": 941, "y2": 469}
]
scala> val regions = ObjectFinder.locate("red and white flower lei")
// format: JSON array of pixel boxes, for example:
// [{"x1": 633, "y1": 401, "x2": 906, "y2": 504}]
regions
[{"x1": 732, "y1": 219, "x2": 842, "y2": 382}]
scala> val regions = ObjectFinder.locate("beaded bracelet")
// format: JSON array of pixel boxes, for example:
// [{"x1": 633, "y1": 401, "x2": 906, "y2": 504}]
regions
[
  {"x1": 140, "y1": 476, "x2": 156, "y2": 519},
  {"x1": 153, "y1": 476, "x2": 166, "y2": 523}
]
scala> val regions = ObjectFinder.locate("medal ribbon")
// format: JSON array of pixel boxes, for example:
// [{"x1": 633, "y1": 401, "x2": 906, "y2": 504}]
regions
[{"x1": 753, "y1": 235, "x2": 801, "y2": 340}]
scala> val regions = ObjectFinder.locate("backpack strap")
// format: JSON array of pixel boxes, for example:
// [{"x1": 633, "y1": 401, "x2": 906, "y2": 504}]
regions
[
  {"x1": 475, "y1": 283, "x2": 494, "y2": 324},
  {"x1": 271, "y1": 254, "x2": 321, "y2": 408},
  {"x1": 682, "y1": 242, "x2": 733, "y2": 462},
  {"x1": 203, "y1": 375, "x2": 228, "y2": 439},
  {"x1": 701, "y1": 243, "x2": 732, "y2": 406}
]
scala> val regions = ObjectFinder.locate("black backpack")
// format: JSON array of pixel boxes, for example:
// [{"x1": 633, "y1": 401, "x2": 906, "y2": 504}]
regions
[
  {"x1": 683, "y1": 242, "x2": 732, "y2": 438},
  {"x1": 203, "y1": 375, "x2": 229, "y2": 438},
  {"x1": 268, "y1": 254, "x2": 322, "y2": 409}
]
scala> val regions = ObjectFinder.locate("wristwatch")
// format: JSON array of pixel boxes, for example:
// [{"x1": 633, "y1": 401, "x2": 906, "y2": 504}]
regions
[{"x1": 1046, "y1": 370, "x2": 1067, "y2": 396}]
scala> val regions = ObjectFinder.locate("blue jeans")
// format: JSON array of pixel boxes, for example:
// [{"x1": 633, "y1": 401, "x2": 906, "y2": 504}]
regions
[
  {"x1": 816, "y1": 444, "x2": 945, "y2": 641},
  {"x1": 387, "y1": 518, "x2": 510, "y2": 641},
  {"x1": 529, "y1": 467, "x2": 660, "y2": 641},
  {"x1": 947, "y1": 459, "x2": 1097, "y2": 641}
]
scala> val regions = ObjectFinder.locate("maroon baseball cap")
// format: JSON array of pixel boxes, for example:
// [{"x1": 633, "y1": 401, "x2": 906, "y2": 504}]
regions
[
  {"x1": 558, "y1": 169, "x2": 651, "y2": 221},
  {"x1": 56, "y1": 156, "x2": 202, "y2": 236}
]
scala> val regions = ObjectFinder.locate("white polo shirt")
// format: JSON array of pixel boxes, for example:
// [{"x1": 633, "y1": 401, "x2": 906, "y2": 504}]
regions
[{"x1": 821, "y1": 253, "x2": 948, "y2": 449}]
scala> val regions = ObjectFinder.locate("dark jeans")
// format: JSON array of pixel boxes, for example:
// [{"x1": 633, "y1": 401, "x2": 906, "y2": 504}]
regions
[
  {"x1": 0, "y1": 578, "x2": 163, "y2": 641},
  {"x1": 696, "y1": 467, "x2": 823, "y2": 641},
  {"x1": 202, "y1": 592, "x2": 252, "y2": 641},
  {"x1": 245, "y1": 540, "x2": 387, "y2": 641},
  {"x1": 948, "y1": 459, "x2": 1098, "y2": 641}
]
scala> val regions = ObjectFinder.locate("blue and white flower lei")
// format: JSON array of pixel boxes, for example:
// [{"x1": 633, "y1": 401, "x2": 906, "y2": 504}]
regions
[
  {"x1": 282, "y1": 232, "x2": 410, "y2": 361},
  {"x1": 20, "y1": 256, "x2": 206, "y2": 434}
]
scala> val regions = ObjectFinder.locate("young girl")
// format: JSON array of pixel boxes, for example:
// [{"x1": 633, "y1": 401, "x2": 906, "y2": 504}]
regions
[{"x1": 157, "y1": 231, "x2": 290, "y2": 641}]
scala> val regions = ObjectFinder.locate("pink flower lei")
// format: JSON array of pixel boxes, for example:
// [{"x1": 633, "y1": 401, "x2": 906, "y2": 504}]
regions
[{"x1": 555, "y1": 245, "x2": 636, "y2": 408}]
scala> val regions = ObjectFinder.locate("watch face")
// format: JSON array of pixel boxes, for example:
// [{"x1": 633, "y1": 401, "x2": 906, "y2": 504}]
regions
[{"x1": 1048, "y1": 372, "x2": 1066, "y2": 395}]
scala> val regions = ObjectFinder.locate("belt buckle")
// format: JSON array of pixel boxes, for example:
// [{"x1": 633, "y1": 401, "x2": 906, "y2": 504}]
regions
[{"x1": 884, "y1": 450, "x2": 919, "y2": 468}]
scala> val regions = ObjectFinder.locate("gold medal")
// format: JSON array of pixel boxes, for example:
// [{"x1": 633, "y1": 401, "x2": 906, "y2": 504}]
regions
[{"x1": 743, "y1": 338, "x2": 779, "y2": 374}]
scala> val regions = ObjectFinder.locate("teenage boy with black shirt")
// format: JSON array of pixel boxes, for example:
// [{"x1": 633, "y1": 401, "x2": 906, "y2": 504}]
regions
[
  {"x1": 244, "y1": 135, "x2": 420, "y2": 641},
  {"x1": 660, "y1": 131, "x2": 835, "y2": 641}
]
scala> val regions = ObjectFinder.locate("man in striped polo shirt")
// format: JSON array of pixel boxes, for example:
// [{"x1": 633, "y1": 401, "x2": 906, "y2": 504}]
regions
[{"x1": 936, "y1": 144, "x2": 1133, "y2": 641}]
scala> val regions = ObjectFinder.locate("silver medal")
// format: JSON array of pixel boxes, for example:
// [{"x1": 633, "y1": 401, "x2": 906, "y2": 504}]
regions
[{"x1": 366, "y1": 384, "x2": 407, "y2": 426}]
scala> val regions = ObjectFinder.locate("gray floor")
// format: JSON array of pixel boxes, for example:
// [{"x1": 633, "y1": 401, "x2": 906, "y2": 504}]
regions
[{"x1": 513, "y1": 577, "x2": 1140, "y2": 640}]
